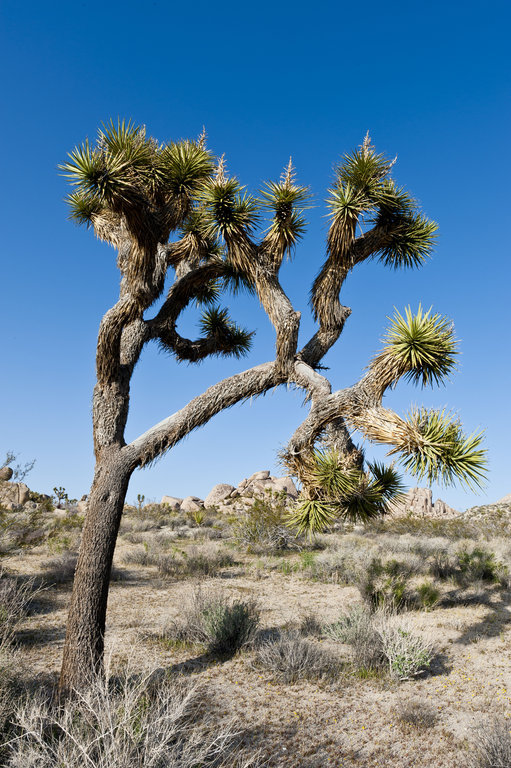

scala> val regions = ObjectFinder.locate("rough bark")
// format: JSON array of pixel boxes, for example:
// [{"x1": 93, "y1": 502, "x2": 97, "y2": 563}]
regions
[{"x1": 59, "y1": 449, "x2": 131, "y2": 692}]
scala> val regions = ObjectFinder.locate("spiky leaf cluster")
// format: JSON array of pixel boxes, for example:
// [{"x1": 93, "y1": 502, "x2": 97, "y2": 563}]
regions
[
  {"x1": 324, "y1": 136, "x2": 437, "y2": 269},
  {"x1": 396, "y1": 407, "x2": 486, "y2": 490},
  {"x1": 261, "y1": 175, "x2": 310, "y2": 259},
  {"x1": 371, "y1": 305, "x2": 458, "y2": 389},
  {"x1": 61, "y1": 119, "x2": 215, "y2": 239},
  {"x1": 199, "y1": 306, "x2": 253, "y2": 358},
  {"x1": 287, "y1": 450, "x2": 405, "y2": 535},
  {"x1": 199, "y1": 178, "x2": 260, "y2": 242}
]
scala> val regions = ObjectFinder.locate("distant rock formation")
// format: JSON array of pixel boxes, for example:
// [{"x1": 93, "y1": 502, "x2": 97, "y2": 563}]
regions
[
  {"x1": 390, "y1": 487, "x2": 459, "y2": 518},
  {"x1": 160, "y1": 470, "x2": 298, "y2": 513}
]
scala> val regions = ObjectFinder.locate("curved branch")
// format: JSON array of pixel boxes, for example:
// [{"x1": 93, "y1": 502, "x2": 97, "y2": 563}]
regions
[
  {"x1": 125, "y1": 361, "x2": 286, "y2": 468},
  {"x1": 300, "y1": 224, "x2": 393, "y2": 367}
]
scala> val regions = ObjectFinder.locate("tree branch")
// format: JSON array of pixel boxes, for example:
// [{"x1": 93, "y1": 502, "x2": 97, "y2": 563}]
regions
[{"x1": 125, "y1": 361, "x2": 286, "y2": 468}]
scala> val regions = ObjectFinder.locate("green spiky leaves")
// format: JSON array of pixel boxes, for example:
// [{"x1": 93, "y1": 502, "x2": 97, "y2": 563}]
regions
[
  {"x1": 66, "y1": 190, "x2": 103, "y2": 226},
  {"x1": 261, "y1": 165, "x2": 310, "y2": 260},
  {"x1": 60, "y1": 120, "x2": 214, "y2": 238},
  {"x1": 324, "y1": 136, "x2": 436, "y2": 270},
  {"x1": 199, "y1": 306, "x2": 254, "y2": 358},
  {"x1": 373, "y1": 181, "x2": 437, "y2": 269},
  {"x1": 199, "y1": 177, "x2": 260, "y2": 242},
  {"x1": 396, "y1": 407, "x2": 487, "y2": 490},
  {"x1": 286, "y1": 450, "x2": 406, "y2": 535},
  {"x1": 371, "y1": 305, "x2": 458, "y2": 389}
]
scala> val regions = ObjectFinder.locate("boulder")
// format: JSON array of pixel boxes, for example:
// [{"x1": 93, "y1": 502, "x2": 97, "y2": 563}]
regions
[
  {"x1": 0, "y1": 466, "x2": 13, "y2": 481},
  {"x1": 77, "y1": 500, "x2": 88, "y2": 515},
  {"x1": 271, "y1": 477, "x2": 298, "y2": 498},
  {"x1": 247, "y1": 470, "x2": 270, "y2": 483},
  {"x1": 180, "y1": 496, "x2": 204, "y2": 514},
  {"x1": 161, "y1": 495, "x2": 182, "y2": 510},
  {"x1": 204, "y1": 484, "x2": 235, "y2": 507},
  {"x1": 0, "y1": 481, "x2": 30, "y2": 508}
]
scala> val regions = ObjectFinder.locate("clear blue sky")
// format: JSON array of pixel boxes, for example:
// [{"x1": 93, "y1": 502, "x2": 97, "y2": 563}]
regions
[{"x1": 1, "y1": 0, "x2": 509, "y2": 510}]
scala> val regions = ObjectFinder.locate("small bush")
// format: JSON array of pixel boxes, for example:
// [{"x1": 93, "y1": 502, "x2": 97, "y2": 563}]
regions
[
  {"x1": 395, "y1": 698, "x2": 438, "y2": 729},
  {"x1": 168, "y1": 589, "x2": 259, "y2": 657},
  {"x1": 6, "y1": 669, "x2": 260, "y2": 768},
  {"x1": 299, "y1": 612, "x2": 323, "y2": 637},
  {"x1": 0, "y1": 572, "x2": 37, "y2": 645},
  {"x1": 377, "y1": 621, "x2": 433, "y2": 679},
  {"x1": 429, "y1": 550, "x2": 457, "y2": 580},
  {"x1": 358, "y1": 557, "x2": 411, "y2": 611},
  {"x1": 157, "y1": 544, "x2": 234, "y2": 579},
  {"x1": 323, "y1": 605, "x2": 384, "y2": 670},
  {"x1": 121, "y1": 544, "x2": 157, "y2": 567},
  {"x1": 232, "y1": 492, "x2": 301, "y2": 553},
  {"x1": 456, "y1": 547, "x2": 506, "y2": 584},
  {"x1": 254, "y1": 631, "x2": 340, "y2": 683},
  {"x1": 40, "y1": 552, "x2": 78, "y2": 584},
  {"x1": 416, "y1": 581, "x2": 441, "y2": 611},
  {"x1": 325, "y1": 606, "x2": 434, "y2": 680},
  {"x1": 469, "y1": 718, "x2": 511, "y2": 768}
]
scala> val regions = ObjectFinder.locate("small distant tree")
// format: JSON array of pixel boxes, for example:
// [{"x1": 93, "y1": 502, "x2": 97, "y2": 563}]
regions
[{"x1": 58, "y1": 122, "x2": 485, "y2": 691}]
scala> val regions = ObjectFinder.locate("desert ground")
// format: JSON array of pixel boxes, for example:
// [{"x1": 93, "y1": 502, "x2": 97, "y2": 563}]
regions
[{"x1": 2, "y1": 492, "x2": 511, "y2": 767}]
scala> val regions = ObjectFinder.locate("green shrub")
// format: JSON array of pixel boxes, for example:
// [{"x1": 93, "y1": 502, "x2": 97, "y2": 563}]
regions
[
  {"x1": 323, "y1": 605, "x2": 384, "y2": 670},
  {"x1": 325, "y1": 606, "x2": 434, "y2": 680},
  {"x1": 358, "y1": 557, "x2": 411, "y2": 611},
  {"x1": 202, "y1": 599, "x2": 260, "y2": 656},
  {"x1": 232, "y1": 492, "x2": 301, "y2": 553},
  {"x1": 168, "y1": 589, "x2": 259, "y2": 657},
  {"x1": 456, "y1": 547, "x2": 506, "y2": 584},
  {"x1": 378, "y1": 622, "x2": 433, "y2": 679},
  {"x1": 416, "y1": 581, "x2": 440, "y2": 610}
]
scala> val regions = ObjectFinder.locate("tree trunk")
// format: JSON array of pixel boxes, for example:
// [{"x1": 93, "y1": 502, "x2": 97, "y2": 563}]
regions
[{"x1": 58, "y1": 450, "x2": 131, "y2": 693}]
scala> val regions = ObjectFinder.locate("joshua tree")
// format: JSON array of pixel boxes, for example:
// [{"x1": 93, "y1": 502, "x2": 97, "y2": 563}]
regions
[{"x1": 59, "y1": 122, "x2": 485, "y2": 691}]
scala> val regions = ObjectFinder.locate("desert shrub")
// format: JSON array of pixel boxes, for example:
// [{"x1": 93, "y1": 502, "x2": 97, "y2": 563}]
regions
[
  {"x1": 0, "y1": 573, "x2": 37, "y2": 645},
  {"x1": 0, "y1": 507, "x2": 47, "y2": 554},
  {"x1": 303, "y1": 537, "x2": 376, "y2": 584},
  {"x1": 157, "y1": 544, "x2": 234, "y2": 579},
  {"x1": 5, "y1": 669, "x2": 260, "y2": 768},
  {"x1": 231, "y1": 492, "x2": 301, "y2": 553},
  {"x1": 299, "y1": 612, "x2": 323, "y2": 637},
  {"x1": 40, "y1": 552, "x2": 78, "y2": 584},
  {"x1": 377, "y1": 620, "x2": 433, "y2": 679},
  {"x1": 365, "y1": 516, "x2": 480, "y2": 539},
  {"x1": 456, "y1": 547, "x2": 506, "y2": 584},
  {"x1": 325, "y1": 606, "x2": 433, "y2": 680},
  {"x1": 395, "y1": 698, "x2": 438, "y2": 729},
  {"x1": 254, "y1": 631, "x2": 340, "y2": 683},
  {"x1": 40, "y1": 554, "x2": 127, "y2": 585},
  {"x1": 416, "y1": 581, "x2": 441, "y2": 610},
  {"x1": 358, "y1": 557, "x2": 412, "y2": 611},
  {"x1": 121, "y1": 544, "x2": 157, "y2": 567},
  {"x1": 429, "y1": 549, "x2": 458, "y2": 580},
  {"x1": 469, "y1": 718, "x2": 511, "y2": 768},
  {"x1": 186, "y1": 507, "x2": 206, "y2": 527},
  {"x1": 323, "y1": 605, "x2": 384, "y2": 670},
  {"x1": 168, "y1": 590, "x2": 259, "y2": 657}
]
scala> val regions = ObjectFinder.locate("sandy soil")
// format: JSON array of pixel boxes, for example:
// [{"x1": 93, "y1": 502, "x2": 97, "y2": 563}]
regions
[{"x1": 7, "y1": 530, "x2": 511, "y2": 767}]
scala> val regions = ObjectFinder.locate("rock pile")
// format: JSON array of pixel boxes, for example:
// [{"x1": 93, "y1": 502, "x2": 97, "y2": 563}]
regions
[{"x1": 160, "y1": 470, "x2": 298, "y2": 514}]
